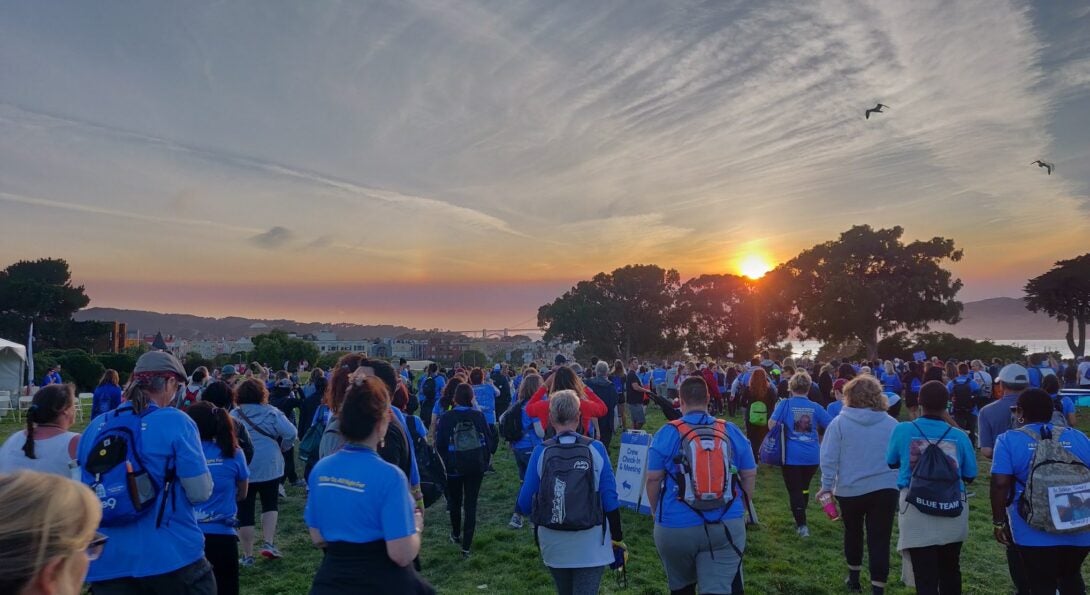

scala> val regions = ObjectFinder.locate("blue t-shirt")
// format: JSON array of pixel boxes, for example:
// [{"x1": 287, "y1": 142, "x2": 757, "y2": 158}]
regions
[
  {"x1": 511, "y1": 407, "x2": 543, "y2": 451},
  {"x1": 770, "y1": 397, "x2": 832, "y2": 466},
  {"x1": 826, "y1": 400, "x2": 844, "y2": 418},
  {"x1": 305, "y1": 444, "x2": 416, "y2": 544},
  {"x1": 652, "y1": 368, "x2": 667, "y2": 385},
  {"x1": 92, "y1": 384, "x2": 123, "y2": 418},
  {"x1": 647, "y1": 412, "x2": 756, "y2": 527},
  {"x1": 194, "y1": 442, "x2": 250, "y2": 536},
  {"x1": 1050, "y1": 394, "x2": 1075, "y2": 419},
  {"x1": 417, "y1": 374, "x2": 446, "y2": 404},
  {"x1": 472, "y1": 383, "x2": 500, "y2": 424},
  {"x1": 77, "y1": 404, "x2": 210, "y2": 581},
  {"x1": 885, "y1": 417, "x2": 978, "y2": 490},
  {"x1": 991, "y1": 424, "x2": 1090, "y2": 547}
]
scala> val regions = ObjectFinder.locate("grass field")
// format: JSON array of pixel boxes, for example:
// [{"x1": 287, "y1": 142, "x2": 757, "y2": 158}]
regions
[{"x1": 4, "y1": 402, "x2": 1087, "y2": 594}]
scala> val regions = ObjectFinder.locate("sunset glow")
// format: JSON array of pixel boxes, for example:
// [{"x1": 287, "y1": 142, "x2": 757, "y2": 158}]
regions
[{"x1": 738, "y1": 254, "x2": 772, "y2": 280}]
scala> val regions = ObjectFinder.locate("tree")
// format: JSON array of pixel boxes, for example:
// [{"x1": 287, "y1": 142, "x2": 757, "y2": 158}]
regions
[
  {"x1": 94, "y1": 352, "x2": 138, "y2": 384},
  {"x1": 774, "y1": 225, "x2": 963, "y2": 359},
  {"x1": 538, "y1": 265, "x2": 683, "y2": 359},
  {"x1": 1024, "y1": 253, "x2": 1090, "y2": 357},
  {"x1": 460, "y1": 349, "x2": 489, "y2": 368},
  {"x1": 250, "y1": 329, "x2": 319, "y2": 371},
  {"x1": 676, "y1": 273, "x2": 789, "y2": 359},
  {"x1": 0, "y1": 258, "x2": 91, "y2": 347}
]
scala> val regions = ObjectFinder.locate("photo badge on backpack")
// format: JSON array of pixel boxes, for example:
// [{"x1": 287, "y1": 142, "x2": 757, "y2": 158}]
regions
[
  {"x1": 906, "y1": 423, "x2": 962, "y2": 517},
  {"x1": 80, "y1": 407, "x2": 171, "y2": 526},
  {"x1": 1016, "y1": 426, "x2": 1090, "y2": 534},
  {"x1": 531, "y1": 434, "x2": 604, "y2": 532}
]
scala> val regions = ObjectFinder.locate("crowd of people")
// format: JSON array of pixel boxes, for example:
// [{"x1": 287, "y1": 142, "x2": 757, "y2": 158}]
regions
[{"x1": 1, "y1": 348, "x2": 1089, "y2": 594}]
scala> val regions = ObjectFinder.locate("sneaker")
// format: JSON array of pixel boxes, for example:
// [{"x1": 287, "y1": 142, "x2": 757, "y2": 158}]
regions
[
  {"x1": 291, "y1": 479, "x2": 306, "y2": 488},
  {"x1": 508, "y1": 513, "x2": 523, "y2": 529},
  {"x1": 449, "y1": 533, "x2": 461, "y2": 545},
  {"x1": 278, "y1": 484, "x2": 287, "y2": 498},
  {"x1": 797, "y1": 525, "x2": 810, "y2": 538},
  {"x1": 845, "y1": 578, "x2": 862, "y2": 593},
  {"x1": 461, "y1": 549, "x2": 471, "y2": 560},
  {"x1": 239, "y1": 556, "x2": 255, "y2": 568},
  {"x1": 260, "y1": 542, "x2": 282, "y2": 559}
]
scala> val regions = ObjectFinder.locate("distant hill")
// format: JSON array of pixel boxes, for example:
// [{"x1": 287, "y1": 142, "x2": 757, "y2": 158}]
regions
[
  {"x1": 930, "y1": 297, "x2": 1066, "y2": 340},
  {"x1": 74, "y1": 307, "x2": 416, "y2": 340}
]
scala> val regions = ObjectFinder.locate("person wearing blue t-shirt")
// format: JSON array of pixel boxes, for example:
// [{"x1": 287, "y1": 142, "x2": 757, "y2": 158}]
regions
[
  {"x1": 517, "y1": 390, "x2": 625, "y2": 595},
  {"x1": 92, "y1": 370, "x2": 123, "y2": 418},
  {"x1": 1041, "y1": 374, "x2": 1077, "y2": 427},
  {"x1": 769, "y1": 371, "x2": 832, "y2": 537},
  {"x1": 507, "y1": 372, "x2": 544, "y2": 530},
  {"x1": 306, "y1": 376, "x2": 433, "y2": 595},
  {"x1": 416, "y1": 364, "x2": 446, "y2": 429},
  {"x1": 44, "y1": 365, "x2": 63, "y2": 386},
  {"x1": 646, "y1": 376, "x2": 756, "y2": 595},
  {"x1": 886, "y1": 381, "x2": 977, "y2": 595},
  {"x1": 990, "y1": 388, "x2": 1090, "y2": 595},
  {"x1": 469, "y1": 368, "x2": 501, "y2": 457},
  {"x1": 186, "y1": 402, "x2": 250, "y2": 595},
  {"x1": 77, "y1": 351, "x2": 215, "y2": 593}
]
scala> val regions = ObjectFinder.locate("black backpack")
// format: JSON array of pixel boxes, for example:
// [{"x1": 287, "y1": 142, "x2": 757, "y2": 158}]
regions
[
  {"x1": 378, "y1": 420, "x2": 413, "y2": 482},
  {"x1": 405, "y1": 415, "x2": 446, "y2": 508},
  {"x1": 421, "y1": 376, "x2": 438, "y2": 401},
  {"x1": 449, "y1": 415, "x2": 487, "y2": 475},
  {"x1": 906, "y1": 423, "x2": 963, "y2": 517},
  {"x1": 499, "y1": 400, "x2": 526, "y2": 443},
  {"x1": 950, "y1": 380, "x2": 974, "y2": 414},
  {"x1": 531, "y1": 434, "x2": 604, "y2": 532}
]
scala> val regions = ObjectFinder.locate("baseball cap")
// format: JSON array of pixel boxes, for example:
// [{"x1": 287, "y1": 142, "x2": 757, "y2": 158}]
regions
[
  {"x1": 221, "y1": 364, "x2": 238, "y2": 377},
  {"x1": 996, "y1": 364, "x2": 1029, "y2": 387},
  {"x1": 134, "y1": 351, "x2": 187, "y2": 381},
  {"x1": 493, "y1": 364, "x2": 501, "y2": 372},
  {"x1": 554, "y1": 354, "x2": 567, "y2": 366}
]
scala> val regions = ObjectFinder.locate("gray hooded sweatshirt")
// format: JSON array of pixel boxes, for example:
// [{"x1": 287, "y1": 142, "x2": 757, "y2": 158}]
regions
[{"x1": 819, "y1": 406, "x2": 898, "y2": 497}]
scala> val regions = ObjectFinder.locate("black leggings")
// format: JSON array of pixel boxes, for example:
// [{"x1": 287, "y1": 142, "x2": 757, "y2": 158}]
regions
[
  {"x1": 204, "y1": 533, "x2": 239, "y2": 595},
  {"x1": 908, "y1": 542, "x2": 962, "y2": 595},
  {"x1": 447, "y1": 473, "x2": 484, "y2": 551},
  {"x1": 238, "y1": 478, "x2": 280, "y2": 526},
  {"x1": 1014, "y1": 545, "x2": 1090, "y2": 594},
  {"x1": 837, "y1": 489, "x2": 898, "y2": 585},
  {"x1": 282, "y1": 446, "x2": 298, "y2": 484},
  {"x1": 781, "y1": 465, "x2": 817, "y2": 526}
]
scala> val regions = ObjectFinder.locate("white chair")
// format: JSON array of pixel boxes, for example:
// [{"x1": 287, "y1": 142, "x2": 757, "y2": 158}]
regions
[
  {"x1": 77, "y1": 393, "x2": 94, "y2": 421},
  {"x1": 17, "y1": 395, "x2": 34, "y2": 421},
  {"x1": 0, "y1": 391, "x2": 11, "y2": 419}
]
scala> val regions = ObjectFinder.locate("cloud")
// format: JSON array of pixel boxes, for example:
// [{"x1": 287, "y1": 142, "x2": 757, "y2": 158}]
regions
[{"x1": 248, "y1": 226, "x2": 294, "y2": 249}]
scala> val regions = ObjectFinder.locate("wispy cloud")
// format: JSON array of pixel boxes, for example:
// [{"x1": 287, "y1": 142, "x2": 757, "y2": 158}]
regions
[{"x1": 249, "y1": 226, "x2": 294, "y2": 249}]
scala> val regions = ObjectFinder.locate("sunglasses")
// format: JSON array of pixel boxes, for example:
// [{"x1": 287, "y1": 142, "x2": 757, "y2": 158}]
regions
[{"x1": 87, "y1": 533, "x2": 108, "y2": 561}]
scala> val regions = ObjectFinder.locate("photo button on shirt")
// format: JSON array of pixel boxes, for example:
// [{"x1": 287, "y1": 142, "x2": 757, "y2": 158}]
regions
[{"x1": 770, "y1": 397, "x2": 832, "y2": 466}]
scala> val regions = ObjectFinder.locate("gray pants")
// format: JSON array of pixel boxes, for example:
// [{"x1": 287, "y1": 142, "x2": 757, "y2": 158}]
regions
[
  {"x1": 547, "y1": 565, "x2": 605, "y2": 595},
  {"x1": 654, "y1": 518, "x2": 746, "y2": 594}
]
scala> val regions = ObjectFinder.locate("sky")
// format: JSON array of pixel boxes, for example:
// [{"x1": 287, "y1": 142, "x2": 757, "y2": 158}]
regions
[{"x1": 1, "y1": 0, "x2": 1088, "y2": 331}]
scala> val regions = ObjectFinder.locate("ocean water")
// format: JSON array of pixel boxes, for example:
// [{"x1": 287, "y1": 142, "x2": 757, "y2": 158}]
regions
[{"x1": 788, "y1": 339, "x2": 1079, "y2": 360}]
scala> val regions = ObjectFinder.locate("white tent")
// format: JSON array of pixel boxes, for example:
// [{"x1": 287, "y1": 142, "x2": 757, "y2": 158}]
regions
[{"x1": 0, "y1": 338, "x2": 27, "y2": 396}]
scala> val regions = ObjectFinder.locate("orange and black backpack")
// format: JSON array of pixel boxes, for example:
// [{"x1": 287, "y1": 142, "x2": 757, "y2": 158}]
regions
[{"x1": 667, "y1": 418, "x2": 735, "y2": 515}]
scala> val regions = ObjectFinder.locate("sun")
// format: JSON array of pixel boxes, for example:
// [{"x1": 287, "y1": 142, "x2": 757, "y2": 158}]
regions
[{"x1": 738, "y1": 253, "x2": 772, "y2": 279}]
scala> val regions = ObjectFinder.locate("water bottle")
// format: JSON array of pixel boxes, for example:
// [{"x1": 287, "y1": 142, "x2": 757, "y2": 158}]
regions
[{"x1": 819, "y1": 492, "x2": 840, "y2": 521}]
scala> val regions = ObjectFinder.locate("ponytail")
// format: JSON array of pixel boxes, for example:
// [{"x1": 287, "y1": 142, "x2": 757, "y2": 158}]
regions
[
  {"x1": 21, "y1": 384, "x2": 76, "y2": 459},
  {"x1": 214, "y1": 406, "x2": 238, "y2": 458},
  {"x1": 22, "y1": 405, "x2": 37, "y2": 459}
]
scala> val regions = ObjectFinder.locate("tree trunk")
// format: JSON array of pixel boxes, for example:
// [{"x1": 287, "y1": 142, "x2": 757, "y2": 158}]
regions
[
  {"x1": 865, "y1": 327, "x2": 879, "y2": 361},
  {"x1": 1072, "y1": 315, "x2": 1087, "y2": 358}
]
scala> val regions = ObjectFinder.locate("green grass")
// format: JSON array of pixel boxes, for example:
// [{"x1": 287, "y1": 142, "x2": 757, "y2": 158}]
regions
[{"x1": 5, "y1": 403, "x2": 1086, "y2": 594}]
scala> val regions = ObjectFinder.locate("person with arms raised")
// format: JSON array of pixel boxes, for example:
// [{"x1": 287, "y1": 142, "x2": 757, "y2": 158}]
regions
[
  {"x1": 306, "y1": 375, "x2": 433, "y2": 594},
  {"x1": 77, "y1": 351, "x2": 214, "y2": 594},
  {"x1": 525, "y1": 366, "x2": 607, "y2": 437},
  {"x1": 646, "y1": 376, "x2": 756, "y2": 595}
]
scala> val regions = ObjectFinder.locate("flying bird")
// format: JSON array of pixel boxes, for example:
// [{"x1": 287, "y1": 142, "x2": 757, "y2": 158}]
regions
[
  {"x1": 865, "y1": 103, "x2": 890, "y2": 119},
  {"x1": 1030, "y1": 160, "x2": 1054, "y2": 175}
]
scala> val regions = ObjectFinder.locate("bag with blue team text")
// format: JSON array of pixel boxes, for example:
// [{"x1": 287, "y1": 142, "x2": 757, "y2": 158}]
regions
[{"x1": 80, "y1": 406, "x2": 173, "y2": 527}]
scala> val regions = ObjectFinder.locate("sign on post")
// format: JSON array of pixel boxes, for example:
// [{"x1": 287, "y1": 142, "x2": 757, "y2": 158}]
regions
[{"x1": 616, "y1": 430, "x2": 652, "y2": 515}]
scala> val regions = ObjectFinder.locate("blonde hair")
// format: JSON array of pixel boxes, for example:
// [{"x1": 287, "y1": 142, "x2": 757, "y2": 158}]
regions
[
  {"x1": 0, "y1": 472, "x2": 100, "y2": 593},
  {"x1": 548, "y1": 390, "x2": 582, "y2": 427},
  {"x1": 844, "y1": 376, "x2": 885, "y2": 411},
  {"x1": 517, "y1": 373, "x2": 543, "y2": 403},
  {"x1": 884, "y1": 361, "x2": 895, "y2": 376},
  {"x1": 788, "y1": 371, "x2": 813, "y2": 395}
]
